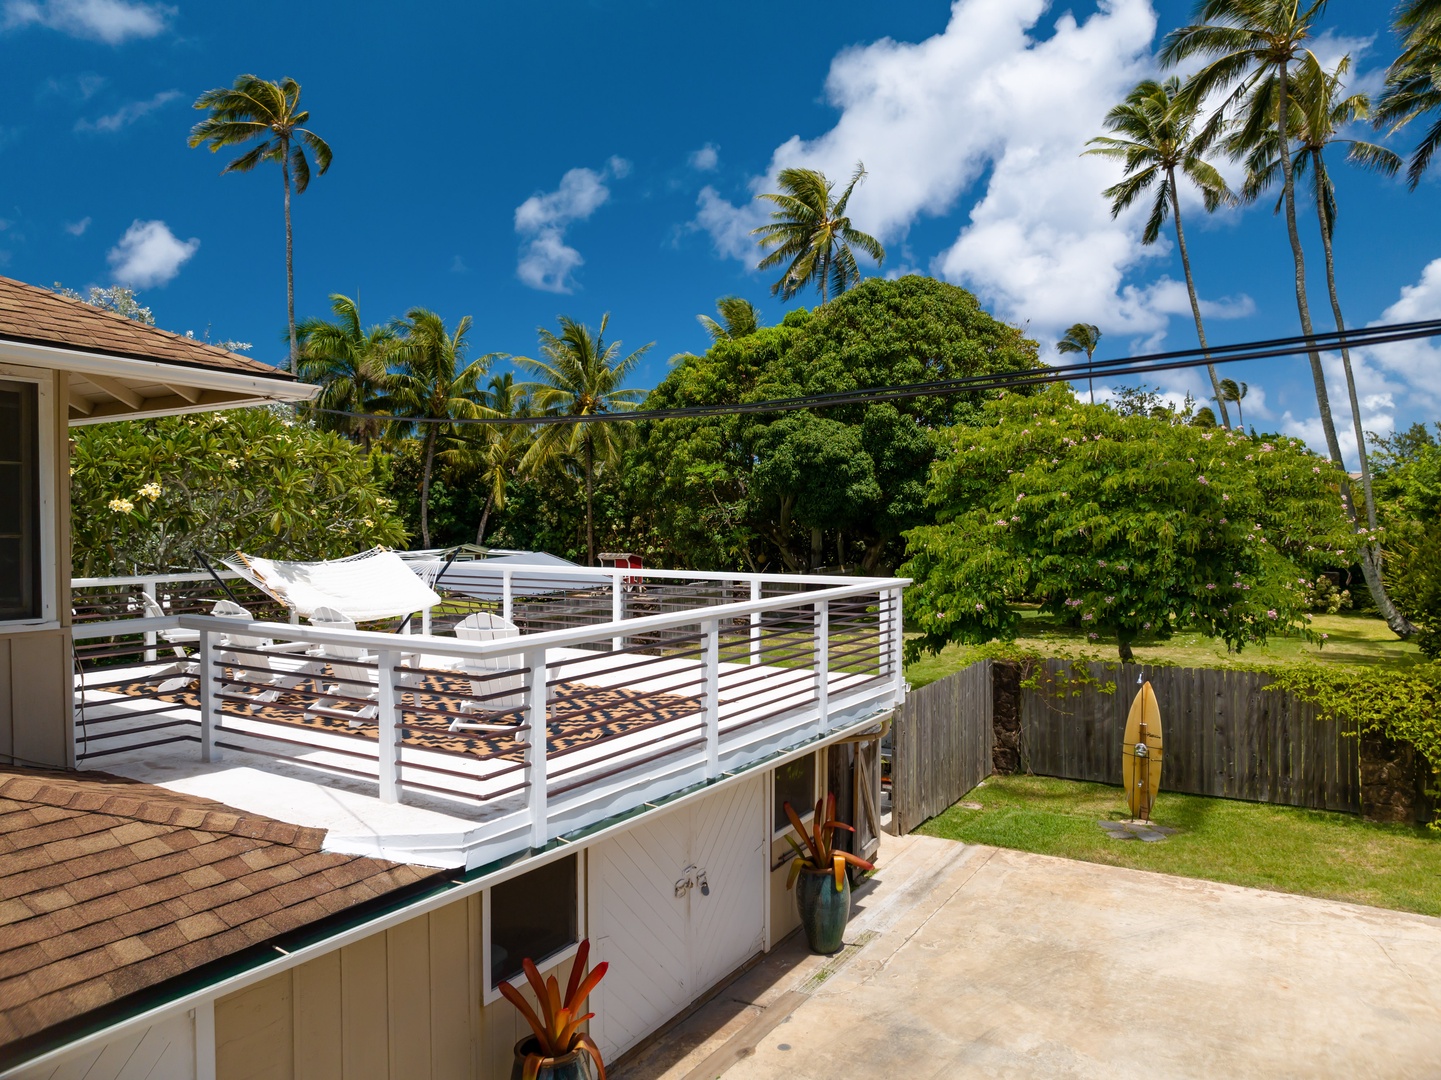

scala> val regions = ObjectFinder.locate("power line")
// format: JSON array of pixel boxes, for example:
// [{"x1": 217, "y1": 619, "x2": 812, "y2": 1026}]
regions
[{"x1": 307, "y1": 318, "x2": 1441, "y2": 427}]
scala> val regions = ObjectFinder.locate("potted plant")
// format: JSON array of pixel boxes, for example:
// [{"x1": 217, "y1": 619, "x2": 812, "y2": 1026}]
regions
[
  {"x1": 498, "y1": 939, "x2": 609, "y2": 1080},
  {"x1": 783, "y1": 793, "x2": 875, "y2": 955}
]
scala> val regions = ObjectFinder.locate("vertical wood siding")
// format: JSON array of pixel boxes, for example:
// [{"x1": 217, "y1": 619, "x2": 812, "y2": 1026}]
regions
[{"x1": 890, "y1": 661, "x2": 995, "y2": 834}]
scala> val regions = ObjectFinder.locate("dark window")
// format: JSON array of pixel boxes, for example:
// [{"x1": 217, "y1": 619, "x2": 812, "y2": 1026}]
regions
[
  {"x1": 0, "y1": 383, "x2": 39, "y2": 621},
  {"x1": 490, "y1": 854, "x2": 578, "y2": 987},
  {"x1": 774, "y1": 754, "x2": 816, "y2": 833}
]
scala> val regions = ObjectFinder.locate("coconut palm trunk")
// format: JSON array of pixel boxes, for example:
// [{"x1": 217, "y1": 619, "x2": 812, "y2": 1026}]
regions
[
  {"x1": 1165, "y1": 171, "x2": 1231, "y2": 428},
  {"x1": 282, "y1": 144, "x2": 296, "y2": 373},
  {"x1": 420, "y1": 425, "x2": 438, "y2": 548},
  {"x1": 476, "y1": 489, "x2": 496, "y2": 546},
  {"x1": 583, "y1": 434, "x2": 596, "y2": 565}
]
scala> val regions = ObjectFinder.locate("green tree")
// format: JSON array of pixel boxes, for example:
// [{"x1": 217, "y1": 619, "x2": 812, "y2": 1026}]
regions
[
  {"x1": 752, "y1": 164, "x2": 885, "y2": 303},
  {"x1": 71, "y1": 408, "x2": 405, "y2": 575},
  {"x1": 632, "y1": 276, "x2": 1040, "y2": 573},
  {"x1": 1056, "y1": 322, "x2": 1103, "y2": 406},
  {"x1": 297, "y1": 293, "x2": 395, "y2": 451},
  {"x1": 1377, "y1": 0, "x2": 1441, "y2": 188},
  {"x1": 385, "y1": 309, "x2": 494, "y2": 548},
  {"x1": 1085, "y1": 77, "x2": 1235, "y2": 427},
  {"x1": 1219, "y1": 378, "x2": 1249, "y2": 430},
  {"x1": 698, "y1": 296, "x2": 763, "y2": 343},
  {"x1": 519, "y1": 315, "x2": 650, "y2": 564},
  {"x1": 189, "y1": 75, "x2": 332, "y2": 373},
  {"x1": 1372, "y1": 423, "x2": 1441, "y2": 656},
  {"x1": 441, "y1": 373, "x2": 533, "y2": 545},
  {"x1": 901, "y1": 387, "x2": 1355, "y2": 661}
]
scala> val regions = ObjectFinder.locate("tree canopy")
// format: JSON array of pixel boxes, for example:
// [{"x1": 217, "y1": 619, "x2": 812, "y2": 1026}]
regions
[{"x1": 902, "y1": 387, "x2": 1356, "y2": 660}]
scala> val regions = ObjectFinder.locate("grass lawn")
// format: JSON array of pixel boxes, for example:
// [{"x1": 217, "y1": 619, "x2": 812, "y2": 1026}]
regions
[
  {"x1": 919, "y1": 774, "x2": 1441, "y2": 918},
  {"x1": 906, "y1": 607, "x2": 1426, "y2": 688}
]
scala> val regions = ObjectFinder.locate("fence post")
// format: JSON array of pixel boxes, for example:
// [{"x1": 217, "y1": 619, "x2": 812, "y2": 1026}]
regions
[
  {"x1": 703, "y1": 618, "x2": 720, "y2": 777},
  {"x1": 377, "y1": 648, "x2": 400, "y2": 803},
  {"x1": 502, "y1": 570, "x2": 514, "y2": 624},
  {"x1": 197, "y1": 625, "x2": 219, "y2": 763},
  {"x1": 815, "y1": 599, "x2": 830, "y2": 732},
  {"x1": 526, "y1": 647, "x2": 549, "y2": 848},
  {"x1": 749, "y1": 579, "x2": 761, "y2": 666},
  {"x1": 612, "y1": 570, "x2": 624, "y2": 652},
  {"x1": 141, "y1": 577, "x2": 158, "y2": 662}
]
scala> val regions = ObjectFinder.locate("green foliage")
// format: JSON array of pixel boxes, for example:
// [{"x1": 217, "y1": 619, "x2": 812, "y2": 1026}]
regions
[
  {"x1": 71, "y1": 408, "x2": 406, "y2": 576},
  {"x1": 902, "y1": 386, "x2": 1356, "y2": 660},
  {"x1": 1372, "y1": 423, "x2": 1441, "y2": 654},
  {"x1": 632, "y1": 276, "x2": 1039, "y2": 573},
  {"x1": 752, "y1": 163, "x2": 885, "y2": 303}
]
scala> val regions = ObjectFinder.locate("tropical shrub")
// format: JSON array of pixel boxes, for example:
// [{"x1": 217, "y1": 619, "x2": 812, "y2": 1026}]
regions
[
  {"x1": 903, "y1": 387, "x2": 1357, "y2": 660},
  {"x1": 71, "y1": 408, "x2": 406, "y2": 576}
]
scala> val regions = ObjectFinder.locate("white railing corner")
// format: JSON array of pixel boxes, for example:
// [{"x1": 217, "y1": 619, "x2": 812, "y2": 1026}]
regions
[
  {"x1": 197, "y1": 625, "x2": 219, "y2": 763},
  {"x1": 611, "y1": 570, "x2": 624, "y2": 652},
  {"x1": 525, "y1": 646, "x2": 549, "y2": 848},
  {"x1": 749, "y1": 579, "x2": 761, "y2": 666},
  {"x1": 141, "y1": 577, "x2": 158, "y2": 662},
  {"x1": 890, "y1": 587, "x2": 905, "y2": 702},
  {"x1": 814, "y1": 598, "x2": 830, "y2": 732},
  {"x1": 502, "y1": 569, "x2": 514, "y2": 624},
  {"x1": 377, "y1": 648, "x2": 400, "y2": 803},
  {"x1": 703, "y1": 618, "x2": 720, "y2": 777}
]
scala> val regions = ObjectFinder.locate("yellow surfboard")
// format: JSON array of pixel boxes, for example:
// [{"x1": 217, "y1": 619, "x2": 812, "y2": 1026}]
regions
[{"x1": 1121, "y1": 681, "x2": 1163, "y2": 820}]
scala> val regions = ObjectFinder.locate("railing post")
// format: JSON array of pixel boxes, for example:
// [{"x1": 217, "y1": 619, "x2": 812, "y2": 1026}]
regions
[
  {"x1": 525, "y1": 647, "x2": 549, "y2": 847},
  {"x1": 703, "y1": 618, "x2": 720, "y2": 777},
  {"x1": 377, "y1": 648, "x2": 400, "y2": 803},
  {"x1": 891, "y1": 588, "x2": 905, "y2": 702},
  {"x1": 197, "y1": 625, "x2": 219, "y2": 763},
  {"x1": 502, "y1": 569, "x2": 514, "y2": 624},
  {"x1": 611, "y1": 570, "x2": 624, "y2": 652},
  {"x1": 421, "y1": 606, "x2": 432, "y2": 635},
  {"x1": 142, "y1": 578, "x2": 158, "y2": 662},
  {"x1": 749, "y1": 579, "x2": 761, "y2": 666},
  {"x1": 815, "y1": 599, "x2": 830, "y2": 732},
  {"x1": 879, "y1": 588, "x2": 891, "y2": 678}
]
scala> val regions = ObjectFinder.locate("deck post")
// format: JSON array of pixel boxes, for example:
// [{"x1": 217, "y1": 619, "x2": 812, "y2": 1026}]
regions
[
  {"x1": 525, "y1": 647, "x2": 549, "y2": 847},
  {"x1": 141, "y1": 577, "x2": 158, "y2": 662},
  {"x1": 749, "y1": 579, "x2": 761, "y2": 666},
  {"x1": 611, "y1": 570, "x2": 624, "y2": 652},
  {"x1": 502, "y1": 569, "x2": 514, "y2": 624},
  {"x1": 703, "y1": 618, "x2": 720, "y2": 776},
  {"x1": 377, "y1": 648, "x2": 400, "y2": 803},
  {"x1": 815, "y1": 599, "x2": 830, "y2": 732},
  {"x1": 890, "y1": 587, "x2": 905, "y2": 703},
  {"x1": 197, "y1": 625, "x2": 218, "y2": 763}
]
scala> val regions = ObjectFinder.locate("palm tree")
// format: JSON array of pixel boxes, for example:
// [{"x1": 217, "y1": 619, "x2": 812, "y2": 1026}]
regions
[
  {"x1": 1235, "y1": 52, "x2": 1414, "y2": 634},
  {"x1": 518, "y1": 315, "x2": 650, "y2": 564},
  {"x1": 752, "y1": 164, "x2": 885, "y2": 303},
  {"x1": 698, "y1": 296, "x2": 763, "y2": 343},
  {"x1": 386, "y1": 309, "x2": 495, "y2": 547},
  {"x1": 1377, "y1": 0, "x2": 1441, "y2": 188},
  {"x1": 1161, "y1": 1, "x2": 1345, "y2": 472},
  {"x1": 1085, "y1": 77, "x2": 1236, "y2": 428},
  {"x1": 189, "y1": 75, "x2": 332, "y2": 373},
  {"x1": 1218, "y1": 378, "x2": 1249, "y2": 430},
  {"x1": 442, "y1": 374, "x2": 532, "y2": 546},
  {"x1": 297, "y1": 294, "x2": 394, "y2": 451},
  {"x1": 1056, "y1": 323, "x2": 1102, "y2": 405}
]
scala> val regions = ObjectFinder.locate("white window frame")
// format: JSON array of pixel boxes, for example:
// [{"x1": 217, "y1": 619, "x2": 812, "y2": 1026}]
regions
[
  {"x1": 0, "y1": 366, "x2": 58, "y2": 631},
  {"x1": 481, "y1": 850, "x2": 586, "y2": 1005}
]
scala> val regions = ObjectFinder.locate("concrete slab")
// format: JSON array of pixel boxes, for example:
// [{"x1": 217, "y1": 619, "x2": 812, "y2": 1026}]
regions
[{"x1": 621, "y1": 836, "x2": 1441, "y2": 1080}]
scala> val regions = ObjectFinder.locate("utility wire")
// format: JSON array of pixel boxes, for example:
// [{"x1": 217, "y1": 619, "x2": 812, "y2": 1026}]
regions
[{"x1": 306, "y1": 318, "x2": 1441, "y2": 427}]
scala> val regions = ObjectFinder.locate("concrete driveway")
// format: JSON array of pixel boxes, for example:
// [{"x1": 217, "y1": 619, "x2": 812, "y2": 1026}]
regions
[{"x1": 617, "y1": 834, "x2": 1441, "y2": 1080}]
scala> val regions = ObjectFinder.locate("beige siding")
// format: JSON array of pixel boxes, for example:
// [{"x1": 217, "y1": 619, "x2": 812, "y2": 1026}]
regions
[
  {"x1": 769, "y1": 832, "x2": 802, "y2": 946},
  {"x1": 216, "y1": 973, "x2": 293, "y2": 1080}
]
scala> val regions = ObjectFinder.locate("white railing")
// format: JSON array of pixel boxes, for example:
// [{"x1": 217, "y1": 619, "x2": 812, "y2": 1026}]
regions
[{"x1": 72, "y1": 574, "x2": 907, "y2": 868}]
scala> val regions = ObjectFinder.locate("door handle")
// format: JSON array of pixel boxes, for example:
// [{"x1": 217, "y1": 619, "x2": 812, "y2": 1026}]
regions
[{"x1": 675, "y1": 864, "x2": 697, "y2": 898}]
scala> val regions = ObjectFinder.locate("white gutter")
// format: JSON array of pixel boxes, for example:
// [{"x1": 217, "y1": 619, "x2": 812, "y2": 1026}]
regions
[{"x1": 0, "y1": 339, "x2": 319, "y2": 403}]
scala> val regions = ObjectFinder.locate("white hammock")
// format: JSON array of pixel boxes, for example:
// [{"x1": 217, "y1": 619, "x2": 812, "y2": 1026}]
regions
[{"x1": 220, "y1": 548, "x2": 442, "y2": 622}]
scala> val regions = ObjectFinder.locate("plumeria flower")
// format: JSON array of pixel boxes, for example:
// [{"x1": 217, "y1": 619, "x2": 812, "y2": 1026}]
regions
[
  {"x1": 361, "y1": 517, "x2": 375, "y2": 528},
  {"x1": 996, "y1": 519, "x2": 1009, "y2": 527},
  {"x1": 1197, "y1": 475, "x2": 1209, "y2": 485},
  {"x1": 1081, "y1": 613, "x2": 1094, "y2": 622},
  {"x1": 1105, "y1": 596, "x2": 1115, "y2": 604},
  {"x1": 1222, "y1": 493, "x2": 1230, "y2": 501},
  {"x1": 1142, "y1": 622, "x2": 1152, "y2": 630},
  {"x1": 1206, "y1": 583, "x2": 1217, "y2": 590},
  {"x1": 975, "y1": 602, "x2": 985, "y2": 611},
  {"x1": 1087, "y1": 632, "x2": 1099, "y2": 640},
  {"x1": 1267, "y1": 609, "x2": 1278, "y2": 619},
  {"x1": 1313, "y1": 466, "x2": 1321, "y2": 473},
  {"x1": 226, "y1": 457, "x2": 241, "y2": 469},
  {"x1": 1261, "y1": 443, "x2": 1274, "y2": 452},
  {"x1": 107, "y1": 497, "x2": 134, "y2": 513},
  {"x1": 137, "y1": 482, "x2": 161, "y2": 501}
]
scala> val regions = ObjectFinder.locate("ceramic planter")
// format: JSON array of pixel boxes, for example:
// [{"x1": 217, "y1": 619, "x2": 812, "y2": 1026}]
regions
[
  {"x1": 795, "y1": 865, "x2": 851, "y2": 954},
  {"x1": 510, "y1": 1038, "x2": 595, "y2": 1080}
]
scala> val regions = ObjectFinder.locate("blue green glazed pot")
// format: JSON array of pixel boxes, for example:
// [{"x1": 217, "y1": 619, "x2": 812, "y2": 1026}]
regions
[
  {"x1": 795, "y1": 865, "x2": 851, "y2": 955},
  {"x1": 510, "y1": 1038, "x2": 595, "y2": 1080}
]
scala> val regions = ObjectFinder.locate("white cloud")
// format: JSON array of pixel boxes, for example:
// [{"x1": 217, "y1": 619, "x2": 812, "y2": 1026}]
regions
[
  {"x1": 689, "y1": 143, "x2": 719, "y2": 172},
  {"x1": 514, "y1": 159, "x2": 627, "y2": 293},
  {"x1": 2, "y1": 0, "x2": 173, "y2": 43},
  {"x1": 64, "y1": 215, "x2": 91, "y2": 236},
  {"x1": 75, "y1": 88, "x2": 179, "y2": 133},
  {"x1": 106, "y1": 219, "x2": 197, "y2": 288},
  {"x1": 450, "y1": 254, "x2": 469, "y2": 274}
]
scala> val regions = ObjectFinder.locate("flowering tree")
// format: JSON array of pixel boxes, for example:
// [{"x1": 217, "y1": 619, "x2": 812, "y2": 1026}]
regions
[
  {"x1": 71, "y1": 408, "x2": 406, "y2": 576},
  {"x1": 902, "y1": 387, "x2": 1356, "y2": 660}
]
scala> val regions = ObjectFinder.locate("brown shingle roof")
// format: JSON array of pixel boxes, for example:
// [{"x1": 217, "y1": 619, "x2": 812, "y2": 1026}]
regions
[
  {"x1": 0, "y1": 768, "x2": 441, "y2": 1048},
  {"x1": 0, "y1": 276, "x2": 293, "y2": 380}
]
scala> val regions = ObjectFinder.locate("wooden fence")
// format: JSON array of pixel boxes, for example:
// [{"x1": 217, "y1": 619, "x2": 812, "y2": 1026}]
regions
[
  {"x1": 1019, "y1": 659, "x2": 1360, "y2": 814},
  {"x1": 889, "y1": 661, "x2": 994, "y2": 834}
]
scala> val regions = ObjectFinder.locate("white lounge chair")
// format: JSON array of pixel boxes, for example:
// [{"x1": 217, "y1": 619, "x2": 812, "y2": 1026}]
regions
[
  {"x1": 450, "y1": 612, "x2": 526, "y2": 733},
  {"x1": 212, "y1": 600, "x2": 317, "y2": 711}
]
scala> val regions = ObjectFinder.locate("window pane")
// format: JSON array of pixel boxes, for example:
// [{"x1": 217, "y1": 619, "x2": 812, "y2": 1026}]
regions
[
  {"x1": 490, "y1": 855, "x2": 578, "y2": 987},
  {"x1": 774, "y1": 754, "x2": 816, "y2": 832},
  {"x1": 0, "y1": 384, "x2": 39, "y2": 621}
]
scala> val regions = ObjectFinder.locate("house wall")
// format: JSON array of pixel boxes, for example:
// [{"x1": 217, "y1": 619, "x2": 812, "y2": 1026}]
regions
[{"x1": 0, "y1": 368, "x2": 71, "y2": 770}]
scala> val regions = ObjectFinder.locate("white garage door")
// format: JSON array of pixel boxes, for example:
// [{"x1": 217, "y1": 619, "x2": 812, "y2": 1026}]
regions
[{"x1": 589, "y1": 776, "x2": 765, "y2": 1059}]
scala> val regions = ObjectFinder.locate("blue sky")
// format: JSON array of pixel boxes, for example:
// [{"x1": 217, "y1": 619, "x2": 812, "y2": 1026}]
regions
[{"x1": 2, "y1": 0, "x2": 1438, "y2": 461}]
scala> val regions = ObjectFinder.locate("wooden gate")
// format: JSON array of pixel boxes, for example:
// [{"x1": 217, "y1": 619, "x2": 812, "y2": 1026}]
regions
[{"x1": 889, "y1": 661, "x2": 995, "y2": 834}]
